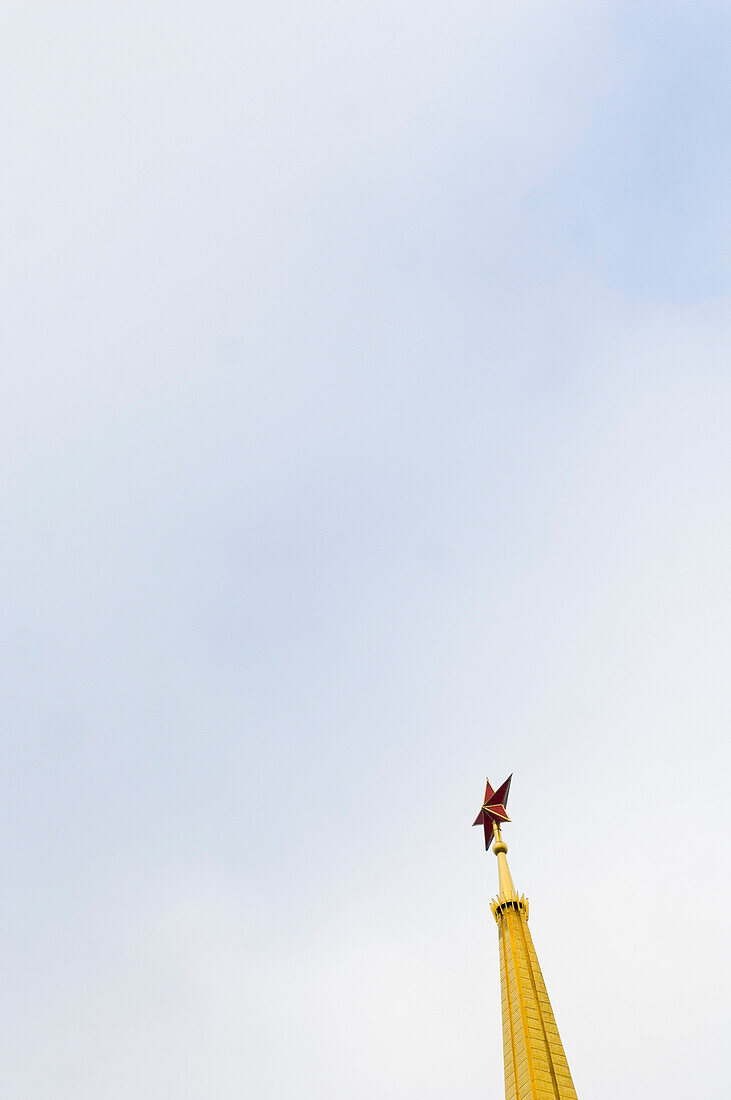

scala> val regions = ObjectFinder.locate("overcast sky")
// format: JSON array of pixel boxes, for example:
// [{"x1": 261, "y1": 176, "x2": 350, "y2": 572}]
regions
[{"x1": 1, "y1": 2, "x2": 730, "y2": 1097}]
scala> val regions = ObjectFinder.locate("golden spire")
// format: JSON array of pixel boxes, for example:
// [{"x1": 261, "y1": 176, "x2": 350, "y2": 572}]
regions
[
  {"x1": 492, "y1": 823, "x2": 518, "y2": 900},
  {"x1": 474, "y1": 777, "x2": 578, "y2": 1100}
]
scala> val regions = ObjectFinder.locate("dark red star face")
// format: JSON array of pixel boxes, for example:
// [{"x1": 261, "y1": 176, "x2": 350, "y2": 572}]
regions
[{"x1": 472, "y1": 775, "x2": 512, "y2": 850}]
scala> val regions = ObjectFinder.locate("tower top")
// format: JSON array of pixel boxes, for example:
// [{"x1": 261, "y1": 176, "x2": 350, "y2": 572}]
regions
[
  {"x1": 472, "y1": 774, "x2": 512, "y2": 849},
  {"x1": 472, "y1": 774, "x2": 579, "y2": 1099},
  {"x1": 472, "y1": 773, "x2": 518, "y2": 901}
]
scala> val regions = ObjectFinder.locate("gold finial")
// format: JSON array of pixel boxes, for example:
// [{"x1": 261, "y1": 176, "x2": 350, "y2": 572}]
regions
[
  {"x1": 492, "y1": 822, "x2": 508, "y2": 855},
  {"x1": 492, "y1": 822, "x2": 518, "y2": 900},
  {"x1": 472, "y1": 778, "x2": 517, "y2": 901}
]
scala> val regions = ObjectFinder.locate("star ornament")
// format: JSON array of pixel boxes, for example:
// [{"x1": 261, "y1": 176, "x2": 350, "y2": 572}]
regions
[{"x1": 473, "y1": 775, "x2": 512, "y2": 850}]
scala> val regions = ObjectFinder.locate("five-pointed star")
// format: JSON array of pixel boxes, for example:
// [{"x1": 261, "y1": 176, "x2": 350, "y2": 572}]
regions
[{"x1": 472, "y1": 775, "x2": 512, "y2": 850}]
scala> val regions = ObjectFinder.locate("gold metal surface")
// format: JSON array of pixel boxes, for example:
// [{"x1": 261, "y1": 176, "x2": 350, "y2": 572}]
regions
[{"x1": 490, "y1": 825, "x2": 578, "y2": 1100}]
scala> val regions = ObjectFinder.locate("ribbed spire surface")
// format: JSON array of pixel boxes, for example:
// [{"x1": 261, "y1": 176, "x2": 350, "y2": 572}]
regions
[{"x1": 490, "y1": 827, "x2": 578, "y2": 1100}]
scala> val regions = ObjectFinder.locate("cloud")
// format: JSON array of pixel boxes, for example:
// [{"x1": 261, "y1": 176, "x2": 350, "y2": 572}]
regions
[{"x1": 0, "y1": 2, "x2": 729, "y2": 1096}]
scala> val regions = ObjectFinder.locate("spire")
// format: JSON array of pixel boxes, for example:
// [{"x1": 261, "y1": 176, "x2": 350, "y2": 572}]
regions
[
  {"x1": 492, "y1": 823, "x2": 518, "y2": 900},
  {"x1": 474, "y1": 777, "x2": 578, "y2": 1100}
]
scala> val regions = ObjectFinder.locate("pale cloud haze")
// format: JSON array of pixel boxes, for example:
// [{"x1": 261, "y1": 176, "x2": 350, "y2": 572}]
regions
[{"x1": 1, "y1": 2, "x2": 729, "y2": 1097}]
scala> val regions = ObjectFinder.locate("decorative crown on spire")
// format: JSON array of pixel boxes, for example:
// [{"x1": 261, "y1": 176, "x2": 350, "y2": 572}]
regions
[{"x1": 472, "y1": 774, "x2": 512, "y2": 850}]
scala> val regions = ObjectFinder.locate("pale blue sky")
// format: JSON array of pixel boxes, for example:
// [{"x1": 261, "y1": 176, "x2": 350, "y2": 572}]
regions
[{"x1": 1, "y1": 3, "x2": 730, "y2": 1097}]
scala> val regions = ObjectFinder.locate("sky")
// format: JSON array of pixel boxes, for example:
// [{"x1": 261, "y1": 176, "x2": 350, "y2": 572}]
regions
[{"x1": 1, "y1": 2, "x2": 730, "y2": 1097}]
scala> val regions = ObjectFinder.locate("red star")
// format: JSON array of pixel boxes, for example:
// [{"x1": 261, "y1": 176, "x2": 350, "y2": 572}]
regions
[{"x1": 472, "y1": 775, "x2": 512, "y2": 850}]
